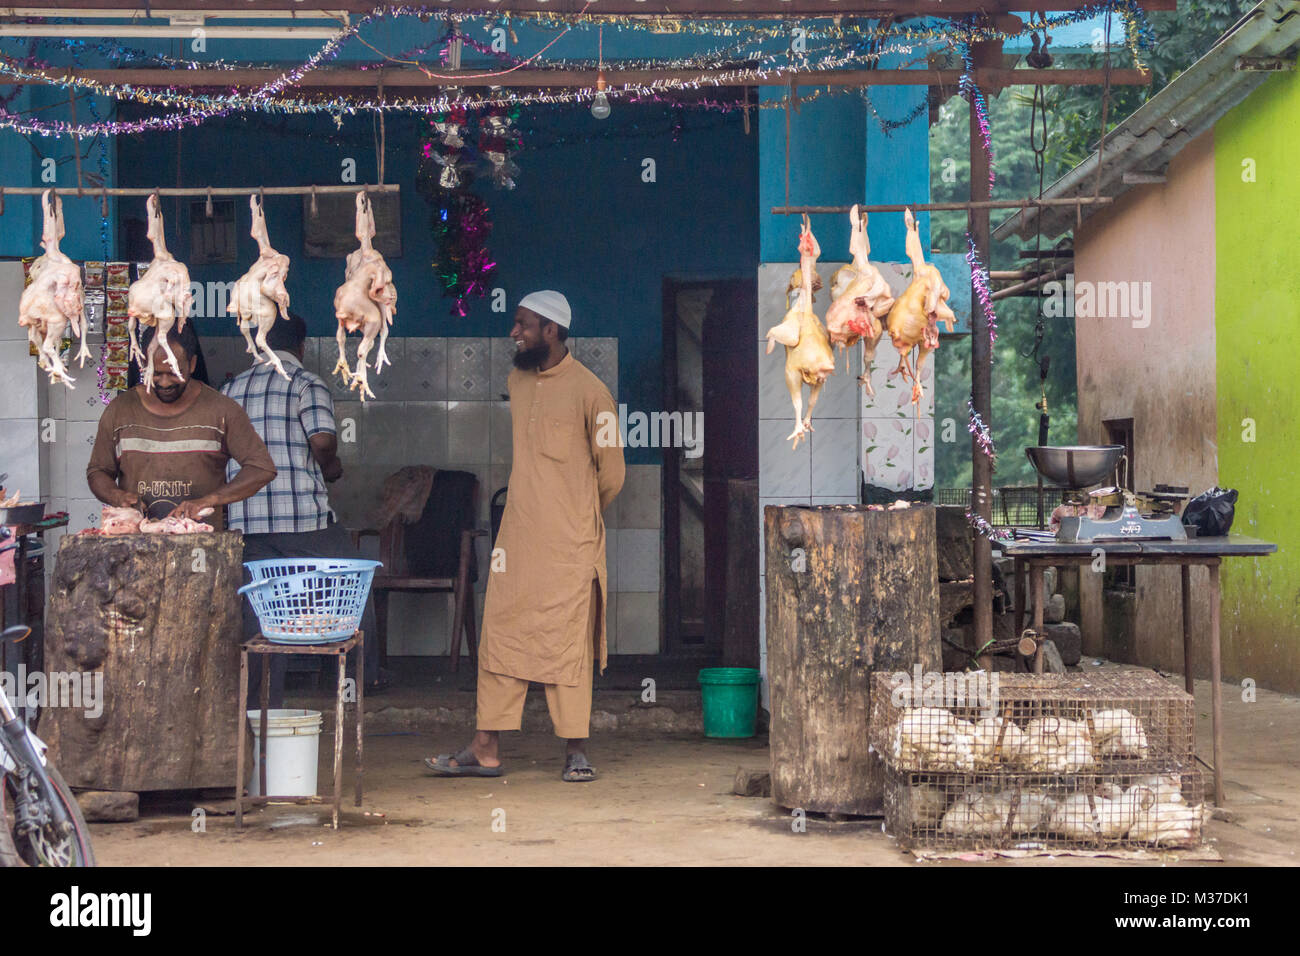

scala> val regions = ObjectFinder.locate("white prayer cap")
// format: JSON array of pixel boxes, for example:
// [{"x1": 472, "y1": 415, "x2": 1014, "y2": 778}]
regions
[{"x1": 518, "y1": 290, "x2": 572, "y2": 329}]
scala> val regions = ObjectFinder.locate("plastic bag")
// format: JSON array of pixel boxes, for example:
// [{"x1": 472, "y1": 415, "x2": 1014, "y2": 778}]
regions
[{"x1": 1182, "y1": 487, "x2": 1237, "y2": 537}]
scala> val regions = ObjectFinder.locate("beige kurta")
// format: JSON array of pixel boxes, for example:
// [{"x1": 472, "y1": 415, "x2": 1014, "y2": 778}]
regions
[{"x1": 480, "y1": 350, "x2": 625, "y2": 685}]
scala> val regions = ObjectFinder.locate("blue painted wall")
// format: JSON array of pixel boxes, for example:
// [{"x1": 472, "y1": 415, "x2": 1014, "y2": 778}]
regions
[
  {"x1": 110, "y1": 104, "x2": 758, "y2": 467},
  {"x1": 758, "y1": 51, "x2": 930, "y2": 265}
]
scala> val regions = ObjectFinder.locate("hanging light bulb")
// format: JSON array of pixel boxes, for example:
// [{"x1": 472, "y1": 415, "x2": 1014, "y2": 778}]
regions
[
  {"x1": 591, "y1": 72, "x2": 611, "y2": 120},
  {"x1": 591, "y1": 26, "x2": 611, "y2": 121}
]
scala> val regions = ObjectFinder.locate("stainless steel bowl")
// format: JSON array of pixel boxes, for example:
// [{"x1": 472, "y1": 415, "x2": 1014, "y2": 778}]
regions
[{"x1": 1025, "y1": 446, "x2": 1124, "y2": 489}]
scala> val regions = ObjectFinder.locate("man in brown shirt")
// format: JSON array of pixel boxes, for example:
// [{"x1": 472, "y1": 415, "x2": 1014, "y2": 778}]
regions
[{"x1": 87, "y1": 326, "x2": 276, "y2": 529}]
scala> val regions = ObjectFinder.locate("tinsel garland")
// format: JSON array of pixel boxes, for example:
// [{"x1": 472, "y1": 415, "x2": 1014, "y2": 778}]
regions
[
  {"x1": 0, "y1": 39, "x2": 929, "y2": 134},
  {"x1": 418, "y1": 111, "x2": 499, "y2": 316},
  {"x1": 966, "y1": 511, "x2": 1014, "y2": 543},
  {"x1": 965, "y1": 232, "x2": 998, "y2": 356},
  {"x1": 967, "y1": 399, "x2": 997, "y2": 463},
  {"x1": 0, "y1": 0, "x2": 1154, "y2": 138},
  {"x1": 956, "y1": 39, "x2": 996, "y2": 191}
]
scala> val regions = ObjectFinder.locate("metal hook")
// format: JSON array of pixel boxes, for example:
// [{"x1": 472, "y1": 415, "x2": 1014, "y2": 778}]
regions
[
  {"x1": 0, "y1": 186, "x2": 5, "y2": 217},
  {"x1": 310, "y1": 185, "x2": 319, "y2": 220},
  {"x1": 205, "y1": 187, "x2": 214, "y2": 218}
]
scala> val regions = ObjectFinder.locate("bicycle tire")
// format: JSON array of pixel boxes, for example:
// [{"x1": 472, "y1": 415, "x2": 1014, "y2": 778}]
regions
[
  {"x1": 6, "y1": 765, "x2": 96, "y2": 867},
  {"x1": 0, "y1": 776, "x2": 23, "y2": 868}
]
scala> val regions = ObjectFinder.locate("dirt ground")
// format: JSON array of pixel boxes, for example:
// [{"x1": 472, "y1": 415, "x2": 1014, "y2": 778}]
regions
[{"x1": 89, "y1": 672, "x2": 1300, "y2": 867}]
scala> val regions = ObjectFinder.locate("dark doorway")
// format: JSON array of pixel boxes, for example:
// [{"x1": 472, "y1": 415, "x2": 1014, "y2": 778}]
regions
[{"x1": 661, "y1": 277, "x2": 759, "y2": 665}]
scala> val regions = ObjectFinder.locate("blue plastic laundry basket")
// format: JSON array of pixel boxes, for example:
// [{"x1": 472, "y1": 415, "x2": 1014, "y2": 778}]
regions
[{"x1": 239, "y1": 558, "x2": 382, "y2": 644}]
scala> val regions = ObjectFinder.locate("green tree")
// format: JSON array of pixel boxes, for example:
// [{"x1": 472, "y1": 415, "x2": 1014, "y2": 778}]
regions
[{"x1": 927, "y1": 0, "x2": 1252, "y2": 492}]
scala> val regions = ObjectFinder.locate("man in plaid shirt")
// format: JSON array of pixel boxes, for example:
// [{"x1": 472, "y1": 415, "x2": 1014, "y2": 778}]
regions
[{"x1": 222, "y1": 313, "x2": 380, "y2": 705}]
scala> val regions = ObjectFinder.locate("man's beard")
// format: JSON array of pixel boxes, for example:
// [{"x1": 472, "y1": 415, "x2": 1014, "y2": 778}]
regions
[
  {"x1": 154, "y1": 382, "x2": 185, "y2": 403},
  {"x1": 512, "y1": 342, "x2": 548, "y2": 370}
]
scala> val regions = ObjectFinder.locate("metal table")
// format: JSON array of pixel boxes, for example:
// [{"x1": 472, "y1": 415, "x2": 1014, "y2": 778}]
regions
[{"x1": 1001, "y1": 534, "x2": 1277, "y2": 806}]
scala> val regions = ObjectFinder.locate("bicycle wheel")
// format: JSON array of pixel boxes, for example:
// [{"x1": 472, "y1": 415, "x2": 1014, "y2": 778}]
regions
[
  {"x1": 4, "y1": 765, "x2": 96, "y2": 867},
  {"x1": 0, "y1": 775, "x2": 23, "y2": 868}
]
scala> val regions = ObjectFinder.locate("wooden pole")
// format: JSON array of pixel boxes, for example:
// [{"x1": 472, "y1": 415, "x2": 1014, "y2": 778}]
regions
[{"x1": 969, "y1": 30, "x2": 1002, "y2": 672}]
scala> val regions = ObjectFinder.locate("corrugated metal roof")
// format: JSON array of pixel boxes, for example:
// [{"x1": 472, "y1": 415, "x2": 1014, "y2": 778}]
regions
[{"x1": 992, "y1": 0, "x2": 1300, "y2": 242}]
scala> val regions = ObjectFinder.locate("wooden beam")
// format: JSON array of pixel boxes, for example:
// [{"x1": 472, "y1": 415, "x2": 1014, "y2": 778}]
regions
[
  {"x1": 772, "y1": 197, "x2": 1115, "y2": 214},
  {"x1": 24, "y1": 0, "x2": 1180, "y2": 15},
  {"x1": 12, "y1": 66, "x2": 1153, "y2": 91}
]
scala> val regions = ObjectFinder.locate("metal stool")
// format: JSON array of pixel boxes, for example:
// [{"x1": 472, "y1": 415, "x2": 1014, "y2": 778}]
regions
[{"x1": 235, "y1": 631, "x2": 364, "y2": 829}]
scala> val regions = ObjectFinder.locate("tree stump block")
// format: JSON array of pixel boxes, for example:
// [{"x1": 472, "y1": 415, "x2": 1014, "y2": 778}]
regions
[
  {"x1": 42, "y1": 532, "x2": 244, "y2": 792},
  {"x1": 765, "y1": 504, "x2": 940, "y2": 815}
]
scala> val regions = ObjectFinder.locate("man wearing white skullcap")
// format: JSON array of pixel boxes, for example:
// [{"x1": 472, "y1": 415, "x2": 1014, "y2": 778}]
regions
[{"x1": 426, "y1": 291, "x2": 625, "y2": 782}]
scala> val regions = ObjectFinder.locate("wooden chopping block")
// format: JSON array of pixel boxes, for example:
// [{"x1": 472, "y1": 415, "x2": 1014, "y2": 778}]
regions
[
  {"x1": 42, "y1": 532, "x2": 244, "y2": 792},
  {"x1": 765, "y1": 504, "x2": 940, "y2": 816}
]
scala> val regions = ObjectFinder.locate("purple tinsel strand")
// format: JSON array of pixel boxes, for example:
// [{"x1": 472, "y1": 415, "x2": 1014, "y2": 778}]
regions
[
  {"x1": 965, "y1": 511, "x2": 1012, "y2": 542},
  {"x1": 967, "y1": 398, "x2": 997, "y2": 462},
  {"x1": 965, "y1": 232, "x2": 998, "y2": 355}
]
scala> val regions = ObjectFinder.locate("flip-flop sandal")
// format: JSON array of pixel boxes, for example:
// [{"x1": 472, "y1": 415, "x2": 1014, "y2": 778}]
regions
[
  {"x1": 562, "y1": 752, "x2": 598, "y2": 783},
  {"x1": 424, "y1": 747, "x2": 503, "y2": 777}
]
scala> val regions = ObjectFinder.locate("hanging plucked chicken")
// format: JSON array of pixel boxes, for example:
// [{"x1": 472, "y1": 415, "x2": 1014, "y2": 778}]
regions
[
  {"x1": 764, "y1": 215, "x2": 836, "y2": 450},
  {"x1": 229, "y1": 194, "x2": 292, "y2": 380},
  {"x1": 127, "y1": 194, "x2": 194, "y2": 392},
  {"x1": 18, "y1": 189, "x2": 91, "y2": 388},
  {"x1": 332, "y1": 191, "x2": 396, "y2": 401},
  {"x1": 824, "y1": 204, "x2": 894, "y2": 394},
  {"x1": 884, "y1": 208, "x2": 955, "y2": 405}
]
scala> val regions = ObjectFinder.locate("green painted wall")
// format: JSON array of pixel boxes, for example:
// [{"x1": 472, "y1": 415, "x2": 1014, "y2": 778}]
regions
[{"x1": 1214, "y1": 61, "x2": 1300, "y2": 692}]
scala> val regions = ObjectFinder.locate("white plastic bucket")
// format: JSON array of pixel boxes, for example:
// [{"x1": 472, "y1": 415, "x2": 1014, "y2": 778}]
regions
[{"x1": 246, "y1": 709, "x2": 322, "y2": 797}]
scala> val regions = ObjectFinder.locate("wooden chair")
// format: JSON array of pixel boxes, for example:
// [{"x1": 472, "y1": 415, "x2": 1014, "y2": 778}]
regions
[{"x1": 353, "y1": 474, "x2": 487, "y2": 672}]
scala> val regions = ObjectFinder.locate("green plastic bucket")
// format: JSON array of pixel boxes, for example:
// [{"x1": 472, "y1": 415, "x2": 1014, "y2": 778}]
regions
[{"x1": 698, "y1": 667, "x2": 760, "y2": 739}]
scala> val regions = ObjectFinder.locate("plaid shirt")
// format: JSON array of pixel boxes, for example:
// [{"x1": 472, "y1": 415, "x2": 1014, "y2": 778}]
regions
[{"x1": 221, "y1": 350, "x2": 335, "y2": 534}]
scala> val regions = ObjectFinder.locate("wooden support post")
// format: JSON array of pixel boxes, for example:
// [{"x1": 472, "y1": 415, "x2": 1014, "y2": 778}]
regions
[
  {"x1": 969, "y1": 32, "x2": 1002, "y2": 673},
  {"x1": 1031, "y1": 563, "x2": 1045, "y2": 674},
  {"x1": 355, "y1": 632, "x2": 365, "y2": 808},
  {"x1": 1208, "y1": 559, "x2": 1224, "y2": 806},
  {"x1": 1182, "y1": 564, "x2": 1194, "y2": 695}
]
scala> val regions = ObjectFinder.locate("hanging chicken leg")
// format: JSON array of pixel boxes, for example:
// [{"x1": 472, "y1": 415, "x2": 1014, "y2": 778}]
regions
[
  {"x1": 765, "y1": 215, "x2": 836, "y2": 450},
  {"x1": 229, "y1": 194, "x2": 292, "y2": 380},
  {"x1": 127, "y1": 194, "x2": 193, "y2": 392},
  {"x1": 332, "y1": 191, "x2": 396, "y2": 401},
  {"x1": 884, "y1": 208, "x2": 955, "y2": 405},
  {"x1": 824, "y1": 204, "x2": 895, "y2": 395},
  {"x1": 18, "y1": 189, "x2": 90, "y2": 388}
]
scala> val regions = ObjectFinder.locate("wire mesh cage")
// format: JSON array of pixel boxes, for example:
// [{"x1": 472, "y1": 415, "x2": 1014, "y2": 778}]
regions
[
  {"x1": 933, "y1": 486, "x2": 1070, "y2": 529},
  {"x1": 884, "y1": 762, "x2": 1207, "y2": 851},
  {"x1": 869, "y1": 670, "x2": 1195, "y2": 774}
]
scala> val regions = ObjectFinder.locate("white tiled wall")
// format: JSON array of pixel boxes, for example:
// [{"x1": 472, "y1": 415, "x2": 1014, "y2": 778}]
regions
[{"x1": 756, "y1": 260, "x2": 936, "y2": 704}]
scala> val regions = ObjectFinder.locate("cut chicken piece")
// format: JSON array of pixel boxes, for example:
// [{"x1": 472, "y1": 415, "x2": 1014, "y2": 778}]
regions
[
  {"x1": 229, "y1": 194, "x2": 292, "y2": 381},
  {"x1": 884, "y1": 208, "x2": 955, "y2": 406},
  {"x1": 823, "y1": 205, "x2": 895, "y2": 394},
  {"x1": 764, "y1": 215, "x2": 835, "y2": 450},
  {"x1": 127, "y1": 194, "x2": 193, "y2": 392},
  {"x1": 332, "y1": 191, "x2": 396, "y2": 401},
  {"x1": 18, "y1": 190, "x2": 90, "y2": 388}
]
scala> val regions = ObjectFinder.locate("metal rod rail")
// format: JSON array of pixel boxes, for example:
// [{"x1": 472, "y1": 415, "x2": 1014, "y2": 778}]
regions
[{"x1": 771, "y1": 197, "x2": 1113, "y2": 215}]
